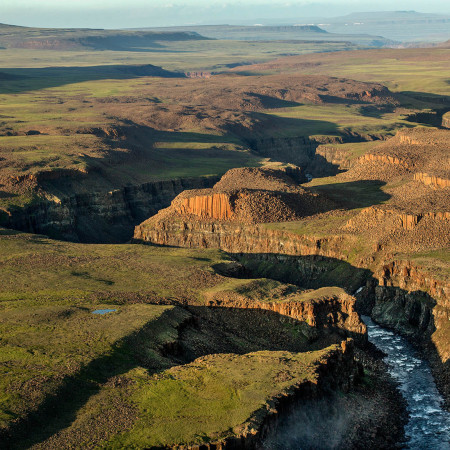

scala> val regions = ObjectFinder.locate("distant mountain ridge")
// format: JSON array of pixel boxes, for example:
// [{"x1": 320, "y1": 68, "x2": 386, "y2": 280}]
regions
[
  {"x1": 328, "y1": 11, "x2": 450, "y2": 24},
  {"x1": 135, "y1": 24, "x2": 394, "y2": 47},
  {"x1": 314, "y1": 11, "x2": 450, "y2": 43},
  {"x1": 0, "y1": 22, "x2": 396, "y2": 49},
  {"x1": 0, "y1": 24, "x2": 209, "y2": 51}
]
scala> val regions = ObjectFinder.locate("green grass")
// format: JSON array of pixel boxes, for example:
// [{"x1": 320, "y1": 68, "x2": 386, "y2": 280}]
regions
[
  {"x1": 0, "y1": 230, "x2": 236, "y2": 303},
  {"x1": 264, "y1": 103, "x2": 412, "y2": 138},
  {"x1": 245, "y1": 48, "x2": 450, "y2": 98},
  {"x1": 0, "y1": 229, "x2": 256, "y2": 437},
  {"x1": 397, "y1": 249, "x2": 450, "y2": 282},
  {"x1": 0, "y1": 39, "x2": 358, "y2": 74},
  {"x1": 0, "y1": 303, "x2": 176, "y2": 427},
  {"x1": 105, "y1": 347, "x2": 336, "y2": 448}
]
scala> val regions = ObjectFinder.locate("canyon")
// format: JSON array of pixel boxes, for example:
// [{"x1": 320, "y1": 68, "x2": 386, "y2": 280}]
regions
[
  {"x1": 134, "y1": 128, "x2": 450, "y2": 412},
  {"x1": 0, "y1": 26, "x2": 448, "y2": 448}
]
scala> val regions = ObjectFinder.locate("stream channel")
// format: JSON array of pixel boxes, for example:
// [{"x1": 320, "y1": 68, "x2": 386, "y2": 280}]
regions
[
  {"x1": 362, "y1": 315, "x2": 450, "y2": 449},
  {"x1": 262, "y1": 316, "x2": 450, "y2": 449}
]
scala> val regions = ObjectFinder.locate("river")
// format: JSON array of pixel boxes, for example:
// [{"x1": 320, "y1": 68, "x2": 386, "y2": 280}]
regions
[{"x1": 362, "y1": 315, "x2": 450, "y2": 449}]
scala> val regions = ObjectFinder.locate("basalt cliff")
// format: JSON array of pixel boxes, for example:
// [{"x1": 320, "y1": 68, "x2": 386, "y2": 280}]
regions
[{"x1": 135, "y1": 128, "x2": 450, "y2": 405}]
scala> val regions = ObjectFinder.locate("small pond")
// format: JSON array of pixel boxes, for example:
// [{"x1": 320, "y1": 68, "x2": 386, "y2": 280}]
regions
[{"x1": 92, "y1": 309, "x2": 117, "y2": 315}]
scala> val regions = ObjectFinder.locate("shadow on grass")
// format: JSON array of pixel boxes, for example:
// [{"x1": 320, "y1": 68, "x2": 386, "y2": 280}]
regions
[
  {"x1": 1, "y1": 308, "x2": 184, "y2": 449},
  {"x1": 0, "y1": 64, "x2": 185, "y2": 94},
  {"x1": 357, "y1": 104, "x2": 396, "y2": 118},
  {"x1": 2, "y1": 296, "x2": 361, "y2": 448},
  {"x1": 246, "y1": 92, "x2": 303, "y2": 109},
  {"x1": 0, "y1": 248, "x2": 443, "y2": 448},
  {"x1": 400, "y1": 91, "x2": 450, "y2": 108},
  {"x1": 310, "y1": 180, "x2": 390, "y2": 209},
  {"x1": 0, "y1": 190, "x2": 17, "y2": 199}
]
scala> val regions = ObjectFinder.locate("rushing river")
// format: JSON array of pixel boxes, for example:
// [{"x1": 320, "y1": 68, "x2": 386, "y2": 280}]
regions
[{"x1": 362, "y1": 315, "x2": 450, "y2": 449}]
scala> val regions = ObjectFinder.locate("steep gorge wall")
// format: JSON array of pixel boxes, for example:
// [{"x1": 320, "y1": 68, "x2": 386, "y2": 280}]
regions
[
  {"x1": 4, "y1": 176, "x2": 218, "y2": 242},
  {"x1": 135, "y1": 219, "x2": 346, "y2": 260},
  {"x1": 205, "y1": 291, "x2": 367, "y2": 345},
  {"x1": 169, "y1": 340, "x2": 361, "y2": 450},
  {"x1": 362, "y1": 260, "x2": 450, "y2": 407},
  {"x1": 135, "y1": 209, "x2": 450, "y2": 404}
]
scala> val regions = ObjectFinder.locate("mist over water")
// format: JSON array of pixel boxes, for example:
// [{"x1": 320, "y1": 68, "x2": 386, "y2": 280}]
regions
[
  {"x1": 362, "y1": 316, "x2": 450, "y2": 449},
  {"x1": 261, "y1": 395, "x2": 353, "y2": 449},
  {"x1": 263, "y1": 316, "x2": 450, "y2": 449}
]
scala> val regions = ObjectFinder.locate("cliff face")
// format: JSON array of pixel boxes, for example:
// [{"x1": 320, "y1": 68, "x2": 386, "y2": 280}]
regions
[
  {"x1": 314, "y1": 144, "x2": 354, "y2": 172},
  {"x1": 5, "y1": 176, "x2": 218, "y2": 243},
  {"x1": 362, "y1": 153, "x2": 409, "y2": 169},
  {"x1": 414, "y1": 172, "x2": 450, "y2": 189},
  {"x1": 135, "y1": 219, "x2": 345, "y2": 260},
  {"x1": 174, "y1": 192, "x2": 235, "y2": 220},
  {"x1": 206, "y1": 290, "x2": 367, "y2": 345},
  {"x1": 366, "y1": 260, "x2": 450, "y2": 407}
]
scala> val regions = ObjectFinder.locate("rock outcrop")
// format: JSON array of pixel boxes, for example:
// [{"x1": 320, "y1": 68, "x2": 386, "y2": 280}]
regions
[
  {"x1": 205, "y1": 288, "x2": 367, "y2": 345},
  {"x1": 138, "y1": 167, "x2": 335, "y2": 227},
  {"x1": 413, "y1": 172, "x2": 450, "y2": 189},
  {"x1": 441, "y1": 111, "x2": 450, "y2": 129}
]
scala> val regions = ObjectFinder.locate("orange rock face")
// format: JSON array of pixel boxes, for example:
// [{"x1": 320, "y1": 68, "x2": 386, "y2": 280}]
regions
[
  {"x1": 414, "y1": 172, "x2": 450, "y2": 189},
  {"x1": 175, "y1": 193, "x2": 235, "y2": 220},
  {"x1": 362, "y1": 153, "x2": 409, "y2": 168}
]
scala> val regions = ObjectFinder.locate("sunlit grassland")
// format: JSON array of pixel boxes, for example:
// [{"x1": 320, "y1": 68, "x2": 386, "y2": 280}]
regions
[
  {"x1": 0, "y1": 39, "x2": 357, "y2": 72},
  {"x1": 0, "y1": 229, "x2": 232, "y2": 303},
  {"x1": 0, "y1": 302, "x2": 178, "y2": 427},
  {"x1": 264, "y1": 103, "x2": 413, "y2": 137},
  {"x1": 331, "y1": 58, "x2": 450, "y2": 97},
  {"x1": 0, "y1": 228, "x2": 236, "y2": 431},
  {"x1": 105, "y1": 348, "x2": 332, "y2": 448},
  {"x1": 246, "y1": 48, "x2": 450, "y2": 97}
]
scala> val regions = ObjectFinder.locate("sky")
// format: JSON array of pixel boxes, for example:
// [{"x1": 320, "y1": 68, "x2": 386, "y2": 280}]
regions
[{"x1": 1, "y1": 1, "x2": 449, "y2": 29}]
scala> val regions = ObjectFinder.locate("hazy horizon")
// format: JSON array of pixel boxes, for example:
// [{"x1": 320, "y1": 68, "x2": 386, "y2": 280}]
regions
[{"x1": 1, "y1": 1, "x2": 450, "y2": 29}]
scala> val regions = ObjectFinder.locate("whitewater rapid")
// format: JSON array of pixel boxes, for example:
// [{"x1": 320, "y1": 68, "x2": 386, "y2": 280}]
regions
[{"x1": 362, "y1": 315, "x2": 450, "y2": 449}]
